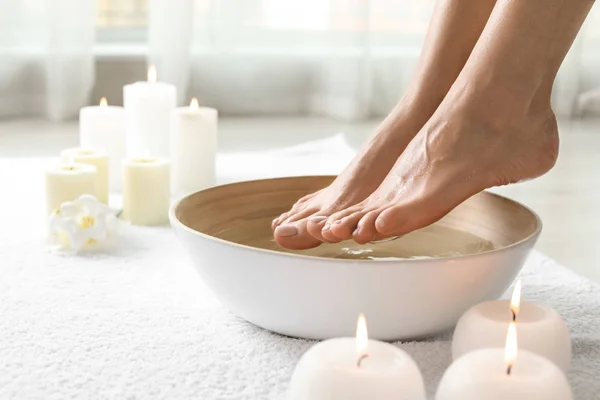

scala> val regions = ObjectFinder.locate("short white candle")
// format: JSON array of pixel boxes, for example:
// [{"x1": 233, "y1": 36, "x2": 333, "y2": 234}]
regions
[
  {"x1": 437, "y1": 323, "x2": 572, "y2": 400},
  {"x1": 123, "y1": 65, "x2": 177, "y2": 159},
  {"x1": 45, "y1": 163, "x2": 97, "y2": 216},
  {"x1": 452, "y1": 280, "x2": 571, "y2": 371},
  {"x1": 122, "y1": 157, "x2": 170, "y2": 226},
  {"x1": 79, "y1": 97, "x2": 127, "y2": 191},
  {"x1": 61, "y1": 148, "x2": 109, "y2": 205},
  {"x1": 170, "y1": 98, "x2": 218, "y2": 197},
  {"x1": 289, "y1": 314, "x2": 426, "y2": 400}
]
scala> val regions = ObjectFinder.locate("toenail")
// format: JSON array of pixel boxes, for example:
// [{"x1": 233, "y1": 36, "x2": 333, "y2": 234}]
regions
[
  {"x1": 353, "y1": 227, "x2": 360, "y2": 236},
  {"x1": 376, "y1": 217, "x2": 385, "y2": 228},
  {"x1": 323, "y1": 223, "x2": 331, "y2": 231},
  {"x1": 276, "y1": 225, "x2": 298, "y2": 237},
  {"x1": 309, "y1": 216, "x2": 327, "y2": 223},
  {"x1": 333, "y1": 219, "x2": 343, "y2": 224}
]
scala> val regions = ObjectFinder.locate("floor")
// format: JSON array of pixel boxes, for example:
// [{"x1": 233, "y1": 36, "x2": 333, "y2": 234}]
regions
[{"x1": 1, "y1": 117, "x2": 600, "y2": 283}]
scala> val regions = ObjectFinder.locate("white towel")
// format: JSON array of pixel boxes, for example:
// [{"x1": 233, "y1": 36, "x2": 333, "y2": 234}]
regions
[{"x1": 1, "y1": 136, "x2": 598, "y2": 400}]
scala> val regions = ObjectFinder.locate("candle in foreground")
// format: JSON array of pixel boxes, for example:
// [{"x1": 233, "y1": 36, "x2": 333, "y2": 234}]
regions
[
  {"x1": 437, "y1": 323, "x2": 572, "y2": 399},
  {"x1": 452, "y1": 280, "x2": 571, "y2": 371},
  {"x1": 289, "y1": 314, "x2": 426, "y2": 400},
  {"x1": 123, "y1": 65, "x2": 176, "y2": 158},
  {"x1": 170, "y1": 98, "x2": 218, "y2": 197},
  {"x1": 79, "y1": 97, "x2": 127, "y2": 191},
  {"x1": 122, "y1": 157, "x2": 170, "y2": 226},
  {"x1": 45, "y1": 163, "x2": 96, "y2": 216},
  {"x1": 61, "y1": 148, "x2": 109, "y2": 205}
]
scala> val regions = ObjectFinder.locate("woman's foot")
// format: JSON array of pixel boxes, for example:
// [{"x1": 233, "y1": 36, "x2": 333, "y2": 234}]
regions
[
  {"x1": 272, "y1": 0, "x2": 499, "y2": 250},
  {"x1": 272, "y1": 105, "x2": 429, "y2": 249},
  {"x1": 325, "y1": 82, "x2": 559, "y2": 243}
]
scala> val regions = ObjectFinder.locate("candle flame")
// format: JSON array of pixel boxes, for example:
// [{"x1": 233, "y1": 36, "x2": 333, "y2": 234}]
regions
[
  {"x1": 190, "y1": 97, "x2": 199, "y2": 110},
  {"x1": 505, "y1": 322, "x2": 517, "y2": 375},
  {"x1": 510, "y1": 279, "x2": 522, "y2": 320},
  {"x1": 148, "y1": 65, "x2": 157, "y2": 83},
  {"x1": 99, "y1": 97, "x2": 107, "y2": 107},
  {"x1": 356, "y1": 313, "x2": 369, "y2": 358}
]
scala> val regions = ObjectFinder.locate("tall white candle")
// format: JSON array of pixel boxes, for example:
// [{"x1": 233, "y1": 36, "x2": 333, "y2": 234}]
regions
[
  {"x1": 452, "y1": 280, "x2": 571, "y2": 371},
  {"x1": 79, "y1": 97, "x2": 127, "y2": 192},
  {"x1": 123, "y1": 65, "x2": 177, "y2": 158},
  {"x1": 45, "y1": 163, "x2": 97, "y2": 216},
  {"x1": 122, "y1": 157, "x2": 170, "y2": 226},
  {"x1": 437, "y1": 323, "x2": 572, "y2": 400},
  {"x1": 61, "y1": 148, "x2": 109, "y2": 205},
  {"x1": 170, "y1": 98, "x2": 218, "y2": 197},
  {"x1": 289, "y1": 314, "x2": 426, "y2": 400}
]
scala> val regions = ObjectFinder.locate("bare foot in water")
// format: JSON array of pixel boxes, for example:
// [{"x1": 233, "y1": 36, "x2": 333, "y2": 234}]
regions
[
  {"x1": 272, "y1": 0, "x2": 498, "y2": 249},
  {"x1": 326, "y1": 86, "x2": 558, "y2": 244},
  {"x1": 322, "y1": 0, "x2": 590, "y2": 244}
]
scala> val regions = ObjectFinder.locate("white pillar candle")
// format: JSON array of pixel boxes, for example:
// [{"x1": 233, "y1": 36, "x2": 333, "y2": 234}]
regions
[
  {"x1": 79, "y1": 97, "x2": 127, "y2": 192},
  {"x1": 452, "y1": 280, "x2": 571, "y2": 371},
  {"x1": 437, "y1": 323, "x2": 572, "y2": 400},
  {"x1": 61, "y1": 148, "x2": 109, "y2": 205},
  {"x1": 170, "y1": 98, "x2": 218, "y2": 197},
  {"x1": 289, "y1": 314, "x2": 426, "y2": 400},
  {"x1": 45, "y1": 163, "x2": 97, "y2": 217},
  {"x1": 122, "y1": 157, "x2": 170, "y2": 226},
  {"x1": 123, "y1": 65, "x2": 177, "y2": 159}
]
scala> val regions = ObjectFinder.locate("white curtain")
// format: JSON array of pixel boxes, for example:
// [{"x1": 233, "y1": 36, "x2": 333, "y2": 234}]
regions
[
  {"x1": 0, "y1": 0, "x2": 96, "y2": 121},
  {"x1": 0, "y1": 0, "x2": 598, "y2": 121},
  {"x1": 148, "y1": 0, "x2": 600, "y2": 120}
]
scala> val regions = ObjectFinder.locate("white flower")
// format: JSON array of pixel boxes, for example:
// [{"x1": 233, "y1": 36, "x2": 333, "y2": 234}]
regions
[{"x1": 48, "y1": 194, "x2": 116, "y2": 253}]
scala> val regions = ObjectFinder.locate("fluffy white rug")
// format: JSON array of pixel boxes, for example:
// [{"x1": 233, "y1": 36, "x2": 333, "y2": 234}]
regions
[{"x1": 1, "y1": 136, "x2": 599, "y2": 399}]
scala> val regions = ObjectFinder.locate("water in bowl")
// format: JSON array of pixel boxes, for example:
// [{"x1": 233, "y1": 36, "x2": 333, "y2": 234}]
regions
[{"x1": 218, "y1": 219, "x2": 497, "y2": 261}]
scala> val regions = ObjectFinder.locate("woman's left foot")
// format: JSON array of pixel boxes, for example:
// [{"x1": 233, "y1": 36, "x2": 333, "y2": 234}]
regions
[{"x1": 325, "y1": 81, "x2": 559, "y2": 243}]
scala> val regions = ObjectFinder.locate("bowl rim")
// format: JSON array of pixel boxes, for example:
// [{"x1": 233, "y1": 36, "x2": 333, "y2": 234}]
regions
[{"x1": 170, "y1": 176, "x2": 543, "y2": 263}]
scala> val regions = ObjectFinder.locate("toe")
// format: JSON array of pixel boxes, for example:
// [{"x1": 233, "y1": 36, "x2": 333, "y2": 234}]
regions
[
  {"x1": 353, "y1": 210, "x2": 381, "y2": 244},
  {"x1": 321, "y1": 220, "x2": 343, "y2": 243},
  {"x1": 374, "y1": 206, "x2": 409, "y2": 236},
  {"x1": 375, "y1": 200, "x2": 447, "y2": 237},
  {"x1": 330, "y1": 210, "x2": 366, "y2": 240},
  {"x1": 306, "y1": 214, "x2": 330, "y2": 242},
  {"x1": 274, "y1": 220, "x2": 322, "y2": 250}
]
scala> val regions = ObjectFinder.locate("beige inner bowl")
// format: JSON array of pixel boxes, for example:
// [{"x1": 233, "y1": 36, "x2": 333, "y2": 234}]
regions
[{"x1": 175, "y1": 176, "x2": 540, "y2": 260}]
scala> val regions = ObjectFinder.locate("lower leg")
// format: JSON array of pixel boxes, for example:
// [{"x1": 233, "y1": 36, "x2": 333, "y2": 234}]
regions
[
  {"x1": 273, "y1": 0, "x2": 498, "y2": 249},
  {"x1": 331, "y1": 0, "x2": 595, "y2": 242}
]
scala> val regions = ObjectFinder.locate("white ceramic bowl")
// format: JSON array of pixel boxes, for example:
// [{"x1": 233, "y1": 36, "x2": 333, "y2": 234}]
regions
[{"x1": 170, "y1": 176, "x2": 541, "y2": 341}]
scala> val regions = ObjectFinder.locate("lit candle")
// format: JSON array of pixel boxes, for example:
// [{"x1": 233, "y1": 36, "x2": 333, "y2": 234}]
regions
[
  {"x1": 170, "y1": 97, "x2": 218, "y2": 197},
  {"x1": 61, "y1": 148, "x2": 109, "y2": 205},
  {"x1": 79, "y1": 97, "x2": 127, "y2": 192},
  {"x1": 122, "y1": 157, "x2": 170, "y2": 226},
  {"x1": 289, "y1": 314, "x2": 426, "y2": 400},
  {"x1": 452, "y1": 280, "x2": 571, "y2": 371},
  {"x1": 123, "y1": 65, "x2": 177, "y2": 158},
  {"x1": 45, "y1": 163, "x2": 97, "y2": 217},
  {"x1": 437, "y1": 323, "x2": 572, "y2": 399}
]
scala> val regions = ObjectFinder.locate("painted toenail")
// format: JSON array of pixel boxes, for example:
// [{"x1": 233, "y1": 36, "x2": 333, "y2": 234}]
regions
[
  {"x1": 276, "y1": 225, "x2": 298, "y2": 237},
  {"x1": 323, "y1": 223, "x2": 331, "y2": 231},
  {"x1": 309, "y1": 216, "x2": 327, "y2": 223}
]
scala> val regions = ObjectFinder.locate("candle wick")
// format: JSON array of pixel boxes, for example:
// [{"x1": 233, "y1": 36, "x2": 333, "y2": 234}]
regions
[
  {"x1": 357, "y1": 353, "x2": 369, "y2": 368},
  {"x1": 511, "y1": 310, "x2": 516, "y2": 322},
  {"x1": 506, "y1": 364, "x2": 512, "y2": 375}
]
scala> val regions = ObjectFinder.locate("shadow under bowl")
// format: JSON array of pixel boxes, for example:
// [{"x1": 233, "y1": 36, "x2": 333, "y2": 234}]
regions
[{"x1": 170, "y1": 176, "x2": 541, "y2": 341}]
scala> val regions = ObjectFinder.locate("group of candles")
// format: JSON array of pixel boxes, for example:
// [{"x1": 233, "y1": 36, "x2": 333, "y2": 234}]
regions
[
  {"x1": 290, "y1": 280, "x2": 573, "y2": 399},
  {"x1": 45, "y1": 66, "x2": 218, "y2": 225}
]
